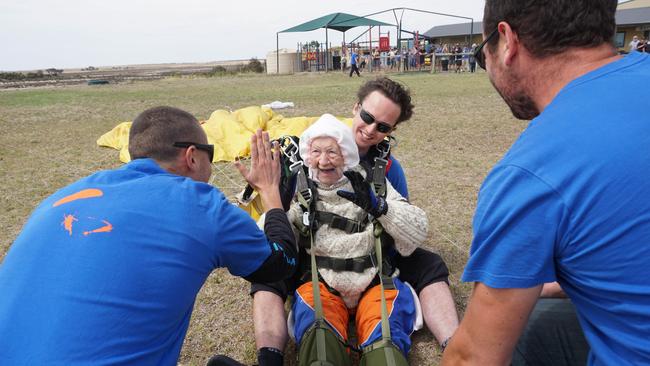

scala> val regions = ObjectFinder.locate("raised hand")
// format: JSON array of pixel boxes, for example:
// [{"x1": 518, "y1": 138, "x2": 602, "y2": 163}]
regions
[{"x1": 235, "y1": 129, "x2": 282, "y2": 210}]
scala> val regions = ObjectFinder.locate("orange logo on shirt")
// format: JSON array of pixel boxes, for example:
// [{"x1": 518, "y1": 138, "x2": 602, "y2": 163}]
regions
[
  {"x1": 53, "y1": 188, "x2": 103, "y2": 207},
  {"x1": 54, "y1": 188, "x2": 113, "y2": 237},
  {"x1": 83, "y1": 220, "x2": 113, "y2": 236},
  {"x1": 62, "y1": 214, "x2": 78, "y2": 236}
]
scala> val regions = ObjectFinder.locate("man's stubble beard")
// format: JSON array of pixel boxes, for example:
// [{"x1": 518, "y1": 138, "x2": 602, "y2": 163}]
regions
[{"x1": 489, "y1": 68, "x2": 540, "y2": 121}]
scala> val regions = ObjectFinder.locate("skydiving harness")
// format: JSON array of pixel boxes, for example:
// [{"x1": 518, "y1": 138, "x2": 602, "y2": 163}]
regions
[
  {"x1": 272, "y1": 135, "x2": 405, "y2": 365},
  {"x1": 279, "y1": 134, "x2": 394, "y2": 278}
]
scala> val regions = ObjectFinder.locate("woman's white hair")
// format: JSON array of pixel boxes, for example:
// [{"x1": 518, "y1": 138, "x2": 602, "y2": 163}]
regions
[{"x1": 299, "y1": 113, "x2": 359, "y2": 171}]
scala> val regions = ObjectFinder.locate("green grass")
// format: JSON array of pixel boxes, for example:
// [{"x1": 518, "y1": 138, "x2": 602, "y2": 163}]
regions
[{"x1": 0, "y1": 71, "x2": 524, "y2": 365}]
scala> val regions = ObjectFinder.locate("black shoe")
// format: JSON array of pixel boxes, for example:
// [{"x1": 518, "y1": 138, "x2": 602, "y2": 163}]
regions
[{"x1": 206, "y1": 354, "x2": 246, "y2": 366}]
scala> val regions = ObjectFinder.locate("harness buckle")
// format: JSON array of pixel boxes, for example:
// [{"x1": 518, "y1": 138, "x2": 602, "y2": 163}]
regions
[
  {"x1": 351, "y1": 257, "x2": 367, "y2": 272},
  {"x1": 302, "y1": 211, "x2": 310, "y2": 227},
  {"x1": 289, "y1": 160, "x2": 304, "y2": 173},
  {"x1": 375, "y1": 137, "x2": 393, "y2": 159},
  {"x1": 299, "y1": 188, "x2": 312, "y2": 203},
  {"x1": 279, "y1": 136, "x2": 300, "y2": 162}
]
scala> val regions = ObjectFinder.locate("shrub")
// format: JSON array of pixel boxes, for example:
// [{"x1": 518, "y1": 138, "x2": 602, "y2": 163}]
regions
[
  {"x1": 25, "y1": 70, "x2": 44, "y2": 79},
  {"x1": 0, "y1": 72, "x2": 24, "y2": 81},
  {"x1": 243, "y1": 58, "x2": 264, "y2": 73}
]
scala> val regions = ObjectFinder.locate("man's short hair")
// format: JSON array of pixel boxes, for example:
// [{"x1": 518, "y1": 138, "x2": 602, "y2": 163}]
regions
[
  {"x1": 356, "y1": 77, "x2": 414, "y2": 125},
  {"x1": 484, "y1": 0, "x2": 617, "y2": 58},
  {"x1": 128, "y1": 106, "x2": 204, "y2": 162}
]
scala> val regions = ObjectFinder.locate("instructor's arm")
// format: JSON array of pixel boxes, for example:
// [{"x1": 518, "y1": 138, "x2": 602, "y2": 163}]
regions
[
  {"x1": 441, "y1": 283, "x2": 541, "y2": 365},
  {"x1": 236, "y1": 129, "x2": 296, "y2": 283}
]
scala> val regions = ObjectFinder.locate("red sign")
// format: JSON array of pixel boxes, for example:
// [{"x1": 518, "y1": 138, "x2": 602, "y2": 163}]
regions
[{"x1": 379, "y1": 37, "x2": 390, "y2": 51}]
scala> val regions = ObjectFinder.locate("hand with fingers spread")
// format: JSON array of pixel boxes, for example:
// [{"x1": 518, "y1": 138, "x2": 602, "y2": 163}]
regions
[
  {"x1": 235, "y1": 129, "x2": 283, "y2": 210},
  {"x1": 336, "y1": 170, "x2": 388, "y2": 218}
]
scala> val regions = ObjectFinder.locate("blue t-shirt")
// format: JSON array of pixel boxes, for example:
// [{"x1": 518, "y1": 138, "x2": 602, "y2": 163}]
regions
[
  {"x1": 386, "y1": 156, "x2": 408, "y2": 199},
  {"x1": 350, "y1": 52, "x2": 358, "y2": 65},
  {"x1": 0, "y1": 159, "x2": 272, "y2": 365},
  {"x1": 463, "y1": 52, "x2": 650, "y2": 365}
]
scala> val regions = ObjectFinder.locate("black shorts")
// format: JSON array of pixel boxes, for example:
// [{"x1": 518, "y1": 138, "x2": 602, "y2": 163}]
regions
[{"x1": 250, "y1": 246, "x2": 449, "y2": 300}]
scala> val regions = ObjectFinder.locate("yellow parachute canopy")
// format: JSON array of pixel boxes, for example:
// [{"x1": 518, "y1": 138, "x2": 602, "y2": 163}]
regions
[
  {"x1": 97, "y1": 106, "x2": 353, "y2": 220},
  {"x1": 97, "y1": 106, "x2": 351, "y2": 163}
]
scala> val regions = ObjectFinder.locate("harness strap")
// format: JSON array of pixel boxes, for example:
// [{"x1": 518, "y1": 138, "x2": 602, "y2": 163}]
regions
[
  {"x1": 315, "y1": 253, "x2": 375, "y2": 273},
  {"x1": 374, "y1": 222, "x2": 393, "y2": 343},
  {"x1": 313, "y1": 211, "x2": 367, "y2": 234},
  {"x1": 361, "y1": 338, "x2": 398, "y2": 354},
  {"x1": 297, "y1": 209, "x2": 367, "y2": 248},
  {"x1": 295, "y1": 168, "x2": 312, "y2": 212},
  {"x1": 372, "y1": 157, "x2": 388, "y2": 198},
  {"x1": 308, "y1": 230, "x2": 330, "y2": 363}
]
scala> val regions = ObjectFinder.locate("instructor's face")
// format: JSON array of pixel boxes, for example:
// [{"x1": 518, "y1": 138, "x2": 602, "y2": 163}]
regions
[
  {"x1": 352, "y1": 91, "x2": 401, "y2": 155},
  {"x1": 483, "y1": 29, "x2": 540, "y2": 120}
]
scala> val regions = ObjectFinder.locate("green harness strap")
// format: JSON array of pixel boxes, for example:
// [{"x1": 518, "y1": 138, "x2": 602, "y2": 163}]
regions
[
  {"x1": 372, "y1": 222, "x2": 399, "y2": 366},
  {"x1": 308, "y1": 230, "x2": 334, "y2": 365}
]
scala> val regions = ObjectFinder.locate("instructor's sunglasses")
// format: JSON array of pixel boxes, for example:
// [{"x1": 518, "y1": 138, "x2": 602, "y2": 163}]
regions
[
  {"x1": 473, "y1": 27, "x2": 499, "y2": 70},
  {"x1": 359, "y1": 107, "x2": 394, "y2": 134},
  {"x1": 173, "y1": 141, "x2": 214, "y2": 162}
]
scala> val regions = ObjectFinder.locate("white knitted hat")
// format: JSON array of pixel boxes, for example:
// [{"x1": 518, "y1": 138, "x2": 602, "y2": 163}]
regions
[{"x1": 299, "y1": 114, "x2": 359, "y2": 171}]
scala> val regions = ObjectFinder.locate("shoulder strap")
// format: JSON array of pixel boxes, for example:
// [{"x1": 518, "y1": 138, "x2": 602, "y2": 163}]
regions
[
  {"x1": 373, "y1": 223, "x2": 393, "y2": 343},
  {"x1": 371, "y1": 157, "x2": 388, "y2": 198},
  {"x1": 308, "y1": 227, "x2": 333, "y2": 364},
  {"x1": 369, "y1": 165, "x2": 398, "y2": 362}
]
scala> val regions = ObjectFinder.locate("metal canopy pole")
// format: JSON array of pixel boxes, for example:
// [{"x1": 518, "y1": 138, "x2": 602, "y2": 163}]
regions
[
  {"x1": 369, "y1": 26, "x2": 372, "y2": 72},
  {"x1": 276, "y1": 32, "x2": 279, "y2": 74},
  {"x1": 325, "y1": 27, "x2": 329, "y2": 72},
  {"x1": 470, "y1": 19, "x2": 474, "y2": 44}
]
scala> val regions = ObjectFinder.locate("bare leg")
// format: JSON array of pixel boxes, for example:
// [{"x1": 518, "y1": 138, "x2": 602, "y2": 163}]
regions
[
  {"x1": 419, "y1": 281, "x2": 459, "y2": 345},
  {"x1": 253, "y1": 291, "x2": 289, "y2": 350}
]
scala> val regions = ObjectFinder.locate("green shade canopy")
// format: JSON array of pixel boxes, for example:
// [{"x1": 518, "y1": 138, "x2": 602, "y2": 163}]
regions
[{"x1": 280, "y1": 12, "x2": 393, "y2": 33}]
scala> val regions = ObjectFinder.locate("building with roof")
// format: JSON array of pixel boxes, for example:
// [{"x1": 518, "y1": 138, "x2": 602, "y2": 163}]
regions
[
  {"x1": 422, "y1": 22, "x2": 483, "y2": 48},
  {"x1": 423, "y1": 0, "x2": 650, "y2": 52},
  {"x1": 615, "y1": 0, "x2": 650, "y2": 50}
]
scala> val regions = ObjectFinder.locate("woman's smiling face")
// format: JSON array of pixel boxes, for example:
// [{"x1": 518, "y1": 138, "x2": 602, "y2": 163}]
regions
[{"x1": 307, "y1": 136, "x2": 345, "y2": 185}]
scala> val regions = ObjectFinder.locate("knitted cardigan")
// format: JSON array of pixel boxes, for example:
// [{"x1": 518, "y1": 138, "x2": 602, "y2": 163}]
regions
[{"x1": 286, "y1": 166, "x2": 428, "y2": 308}]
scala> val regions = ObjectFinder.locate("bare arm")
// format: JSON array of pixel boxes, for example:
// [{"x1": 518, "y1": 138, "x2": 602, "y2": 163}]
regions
[
  {"x1": 235, "y1": 129, "x2": 282, "y2": 211},
  {"x1": 441, "y1": 283, "x2": 542, "y2": 365},
  {"x1": 540, "y1": 281, "x2": 566, "y2": 298}
]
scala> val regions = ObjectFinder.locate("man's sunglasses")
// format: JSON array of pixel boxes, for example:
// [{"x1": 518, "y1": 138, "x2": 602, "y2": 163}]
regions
[
  {"x1": 173, "y1": 141, "x2": 214, "y2": 162},
  {"x1": 473, "y1": 27, "x2": 499, "y2": 70},
  {"x1": 359, "y1": 107, "x2": 394, "y2": 134}
]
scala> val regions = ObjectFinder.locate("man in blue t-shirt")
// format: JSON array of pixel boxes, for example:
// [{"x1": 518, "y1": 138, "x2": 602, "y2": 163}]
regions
[
  {"x1": 0, "y1": 106, "x2": 297, "y2": 365},
  {"x1": 442, "y1": 1, "x2": 650, "y2": 365}
]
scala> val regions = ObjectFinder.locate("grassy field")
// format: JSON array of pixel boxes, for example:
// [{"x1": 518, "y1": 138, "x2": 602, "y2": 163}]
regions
[{"x1": 0, "y1": 71, "x2": 524, "y2": 365}]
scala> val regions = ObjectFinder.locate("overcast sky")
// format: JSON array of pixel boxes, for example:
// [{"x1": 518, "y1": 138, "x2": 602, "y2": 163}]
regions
[
  {"x1": 0, "y1": 0, "x2": 625, "y2": 71},
  {"x1": 2, "y1": 0, "x2": 491, "y2": 71}
]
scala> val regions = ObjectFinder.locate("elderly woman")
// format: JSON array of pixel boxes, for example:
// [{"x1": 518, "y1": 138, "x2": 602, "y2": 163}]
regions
[{"x1": 275, "y1": 113, "x2": 428, "y2": 363}]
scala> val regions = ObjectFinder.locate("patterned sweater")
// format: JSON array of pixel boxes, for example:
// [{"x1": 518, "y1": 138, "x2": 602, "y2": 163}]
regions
[{"x1": 286, "y1": 166, "x2": 428, "y2": 308}]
